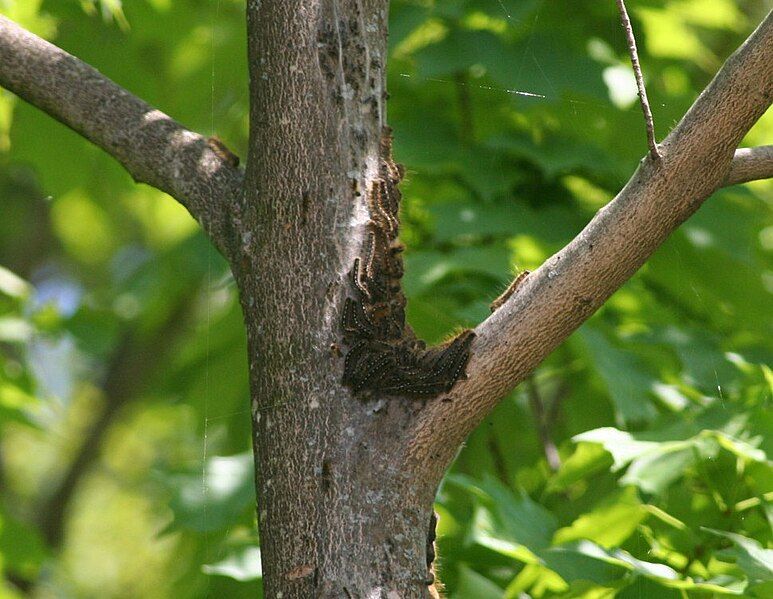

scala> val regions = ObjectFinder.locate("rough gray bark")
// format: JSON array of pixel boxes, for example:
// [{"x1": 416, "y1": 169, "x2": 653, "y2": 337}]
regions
[
  {"x1": 0, "y1": 4, "x2": 772, "y2": 599},
  {"x1": 236, "y1": 2, "x2": 433, "y2": 595}
]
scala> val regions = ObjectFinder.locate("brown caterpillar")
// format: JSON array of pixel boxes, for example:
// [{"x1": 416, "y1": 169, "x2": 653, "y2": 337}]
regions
[
  {"x1": 206, "y1": 135, "x2": 240, "y2": 168},
  {"x1": 340, "y1": 128, "x2": 474, "y2": 399}
]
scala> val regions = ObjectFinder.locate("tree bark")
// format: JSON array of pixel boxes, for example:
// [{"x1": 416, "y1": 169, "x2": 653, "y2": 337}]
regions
[
  {"x1": 238, "y1": 1, "x2": 431, "y2": 596},
  {"x1": 726, "y1": 145, "x2": 773, "y2": 186}
]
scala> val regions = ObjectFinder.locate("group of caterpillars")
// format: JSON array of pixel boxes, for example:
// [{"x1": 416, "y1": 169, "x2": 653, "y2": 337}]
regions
[{"x1": 340, "y1": 129, "x2": 475, "y2": 399}]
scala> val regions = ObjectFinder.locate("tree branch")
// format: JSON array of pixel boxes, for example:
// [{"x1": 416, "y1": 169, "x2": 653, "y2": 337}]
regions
[
  {"x1": 403, "y1": 11, "x2": 773, "y2": 487},
  {"x1": 0, "y1": 15, "x2": 243, "y2": 258},
  {"x1": 526, "y1": 377, "x2": 561, "y2": 472},
  {"x1": 725, "y1": 145, "x2": 773, "y2": 186},
  {"x1": 615, "y1": 0, "x2": 659, "y2": 158}
]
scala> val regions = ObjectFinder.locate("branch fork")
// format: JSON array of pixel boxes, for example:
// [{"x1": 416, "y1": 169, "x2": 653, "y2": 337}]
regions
[{"x1": 402, "y1": 11, "x2": 773, "y2": 486}]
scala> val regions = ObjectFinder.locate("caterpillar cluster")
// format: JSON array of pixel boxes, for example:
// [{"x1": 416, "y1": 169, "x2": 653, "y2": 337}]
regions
[
  {"x1": 341, "y1": 129, "x2": 474, "y2": 398},
  {"x1": 426, "y1": 510, "x2": 442, "y2": 597}
]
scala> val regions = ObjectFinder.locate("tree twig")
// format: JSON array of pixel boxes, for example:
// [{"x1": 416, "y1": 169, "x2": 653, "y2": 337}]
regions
[
  {"x1": 615, "y1": 0, "x2": 660, "y2": 159},
  {"x1": 454, "y1": 72, "x2": 475, "y2": 144},
  {"x1": 403, "y1": 11, "x2": 773, "y2": 485},
  {"x1": 0, "y1": 15, "x2": 243, "y2": 259},
  {"x1": 545, "y1": 375, "x2": 570, "y2": 435},
  {"x1": 486, "y1": 432, "x2": 512, "y2": 486},
  {"x1": 525, "y1": 377, "x2": 561, "y2": 472}
]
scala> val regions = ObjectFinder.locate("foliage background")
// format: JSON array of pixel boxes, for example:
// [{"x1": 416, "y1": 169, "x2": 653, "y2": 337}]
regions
[{"x1": 0, "y1": 0, "x2": 771, "y2": 597}]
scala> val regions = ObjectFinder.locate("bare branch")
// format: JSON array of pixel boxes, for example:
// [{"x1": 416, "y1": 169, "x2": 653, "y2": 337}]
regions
[
  {"x1": 403, "y1": 11, "x2": 773, "y2": 483},
  {"x1": 0, "y1": 15, "x2": 243, "y2": 257},
  {"x1": 615, "y1": 0, "x2": 659, "y2": 158},
  {"x1": 526, "y1": 377, "x2": 561, "y2": 472},
  {"x1": 724, "y1": 146, "x2": 773, "y2": 186}
]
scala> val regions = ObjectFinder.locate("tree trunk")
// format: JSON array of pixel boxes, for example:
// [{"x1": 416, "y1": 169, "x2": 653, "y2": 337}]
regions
[{"x1": 239, "y1": 1, "x2": 435, "y2": 595}]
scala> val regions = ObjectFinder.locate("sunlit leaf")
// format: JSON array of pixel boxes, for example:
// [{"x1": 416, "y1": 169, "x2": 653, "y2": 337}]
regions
[
  {"x1": 547, "y1": 442, "x2": 613, "y2": 493},
  {"x1": 572, "y1": 428, "x2": 658, "y2": 471},
  {"x1": 202, "y1": 545, "x2": 262, "y2": 581},
  {"x1": 161, "y1": 452, "x2": 255, "y2": 533},
  {"x1": 704, "y1": 529, "x2": 773, "y2": 589},
  {"x1": 0, "y1": 265, "x2": 31, "y2": 299},
  {"x1": 619, "y1": 444, "x2": 699, "y2": 495},
  {"x1": 553, "y1": 487, "x2": 646, "y2": 548},
  {"x1": 0, "y1": 317, "x2": 33, "y2": 342}
]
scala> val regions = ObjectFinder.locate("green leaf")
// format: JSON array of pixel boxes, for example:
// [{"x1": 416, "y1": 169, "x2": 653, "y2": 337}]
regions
[
  {"x1": 405, "y1": 296, "x2": 468, "y2": 343},
  {"x1": 553, "y1": 487, "x2": 646, "y2": 548},
  {"x1": 0, "y1": 265, "x2": 31, "y2": 299},
  {"x1": 504, "y1": 562, "x2": 568, "y2": 598},
  {"x1": 202, "y1": 546, "x2": 262, "y2": 581},
  {"x1": 0, "y1": 317, "x2": 33, "y2": 342},
  {"x1": 619, "y1": 444, "x2": 698, "y2": 495},
  {"x1": 403, "y1": 246, "x2": 511, "y2": 297},
  {"x1": 488, "y1": 133, "x2": 615, "y2": 179},
  {"x1": 616, "y1": 577, "x2": 682, "y2": 599},
  {"x1": 540, "y1": 541, "x2": 633, "y2": 586},
  {"x1": 161, "y1": 452, "x2": 255, "y2": 533},
  {"x1": 0, "y1": 506, "x2": 48, "y2": 577},
  {"x1": 546, "y1": 442, "x2": 613, "y2": 493},
  {"x1": 0, "y1": 382, "x2": 39, "y2": 427},
  {"x1": 455, "y1": 564, "x2": 505, "y2": 599},
  {"x1": 415, "y1": 30, "x2": 606, "y2": 99},
  {"x1": 447, "y1": 474, "x2": 557, "y2": 558},
  {"x1": 646, "y1": 194, "x2": 772, "y2": 333},
  {"x1": 538, "y1": 539, "x2": 749, "y2": 595},
  {"x1": 703, "y1": 529, "x2": 773, "y2": 587},
  {"x1": 388, "y1": 3, "x2": 430, "y2": 52},
  {"x1": 572, "y1": 428, "x2": 658, "y2": 472},
  {"x1": 578, "y1": 327, "x2": 658, "y2": 424},
  {"x1": 427, "y1": 199, "x2": 579, "y2": 245},
  {"x1": 575, "y1": 419, "x2": 767, "y2": 496},
  {"x1": 415, "y1": 30, "x2": 502, "y2": 79},
  {"x1": 712, "y1": 431, "x2": 767, "y2": 463}
]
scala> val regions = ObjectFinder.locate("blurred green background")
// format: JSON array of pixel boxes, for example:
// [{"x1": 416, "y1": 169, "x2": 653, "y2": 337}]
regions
[{"x1": 0, "y1": 0, "x2": 771, "y2": 597}]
